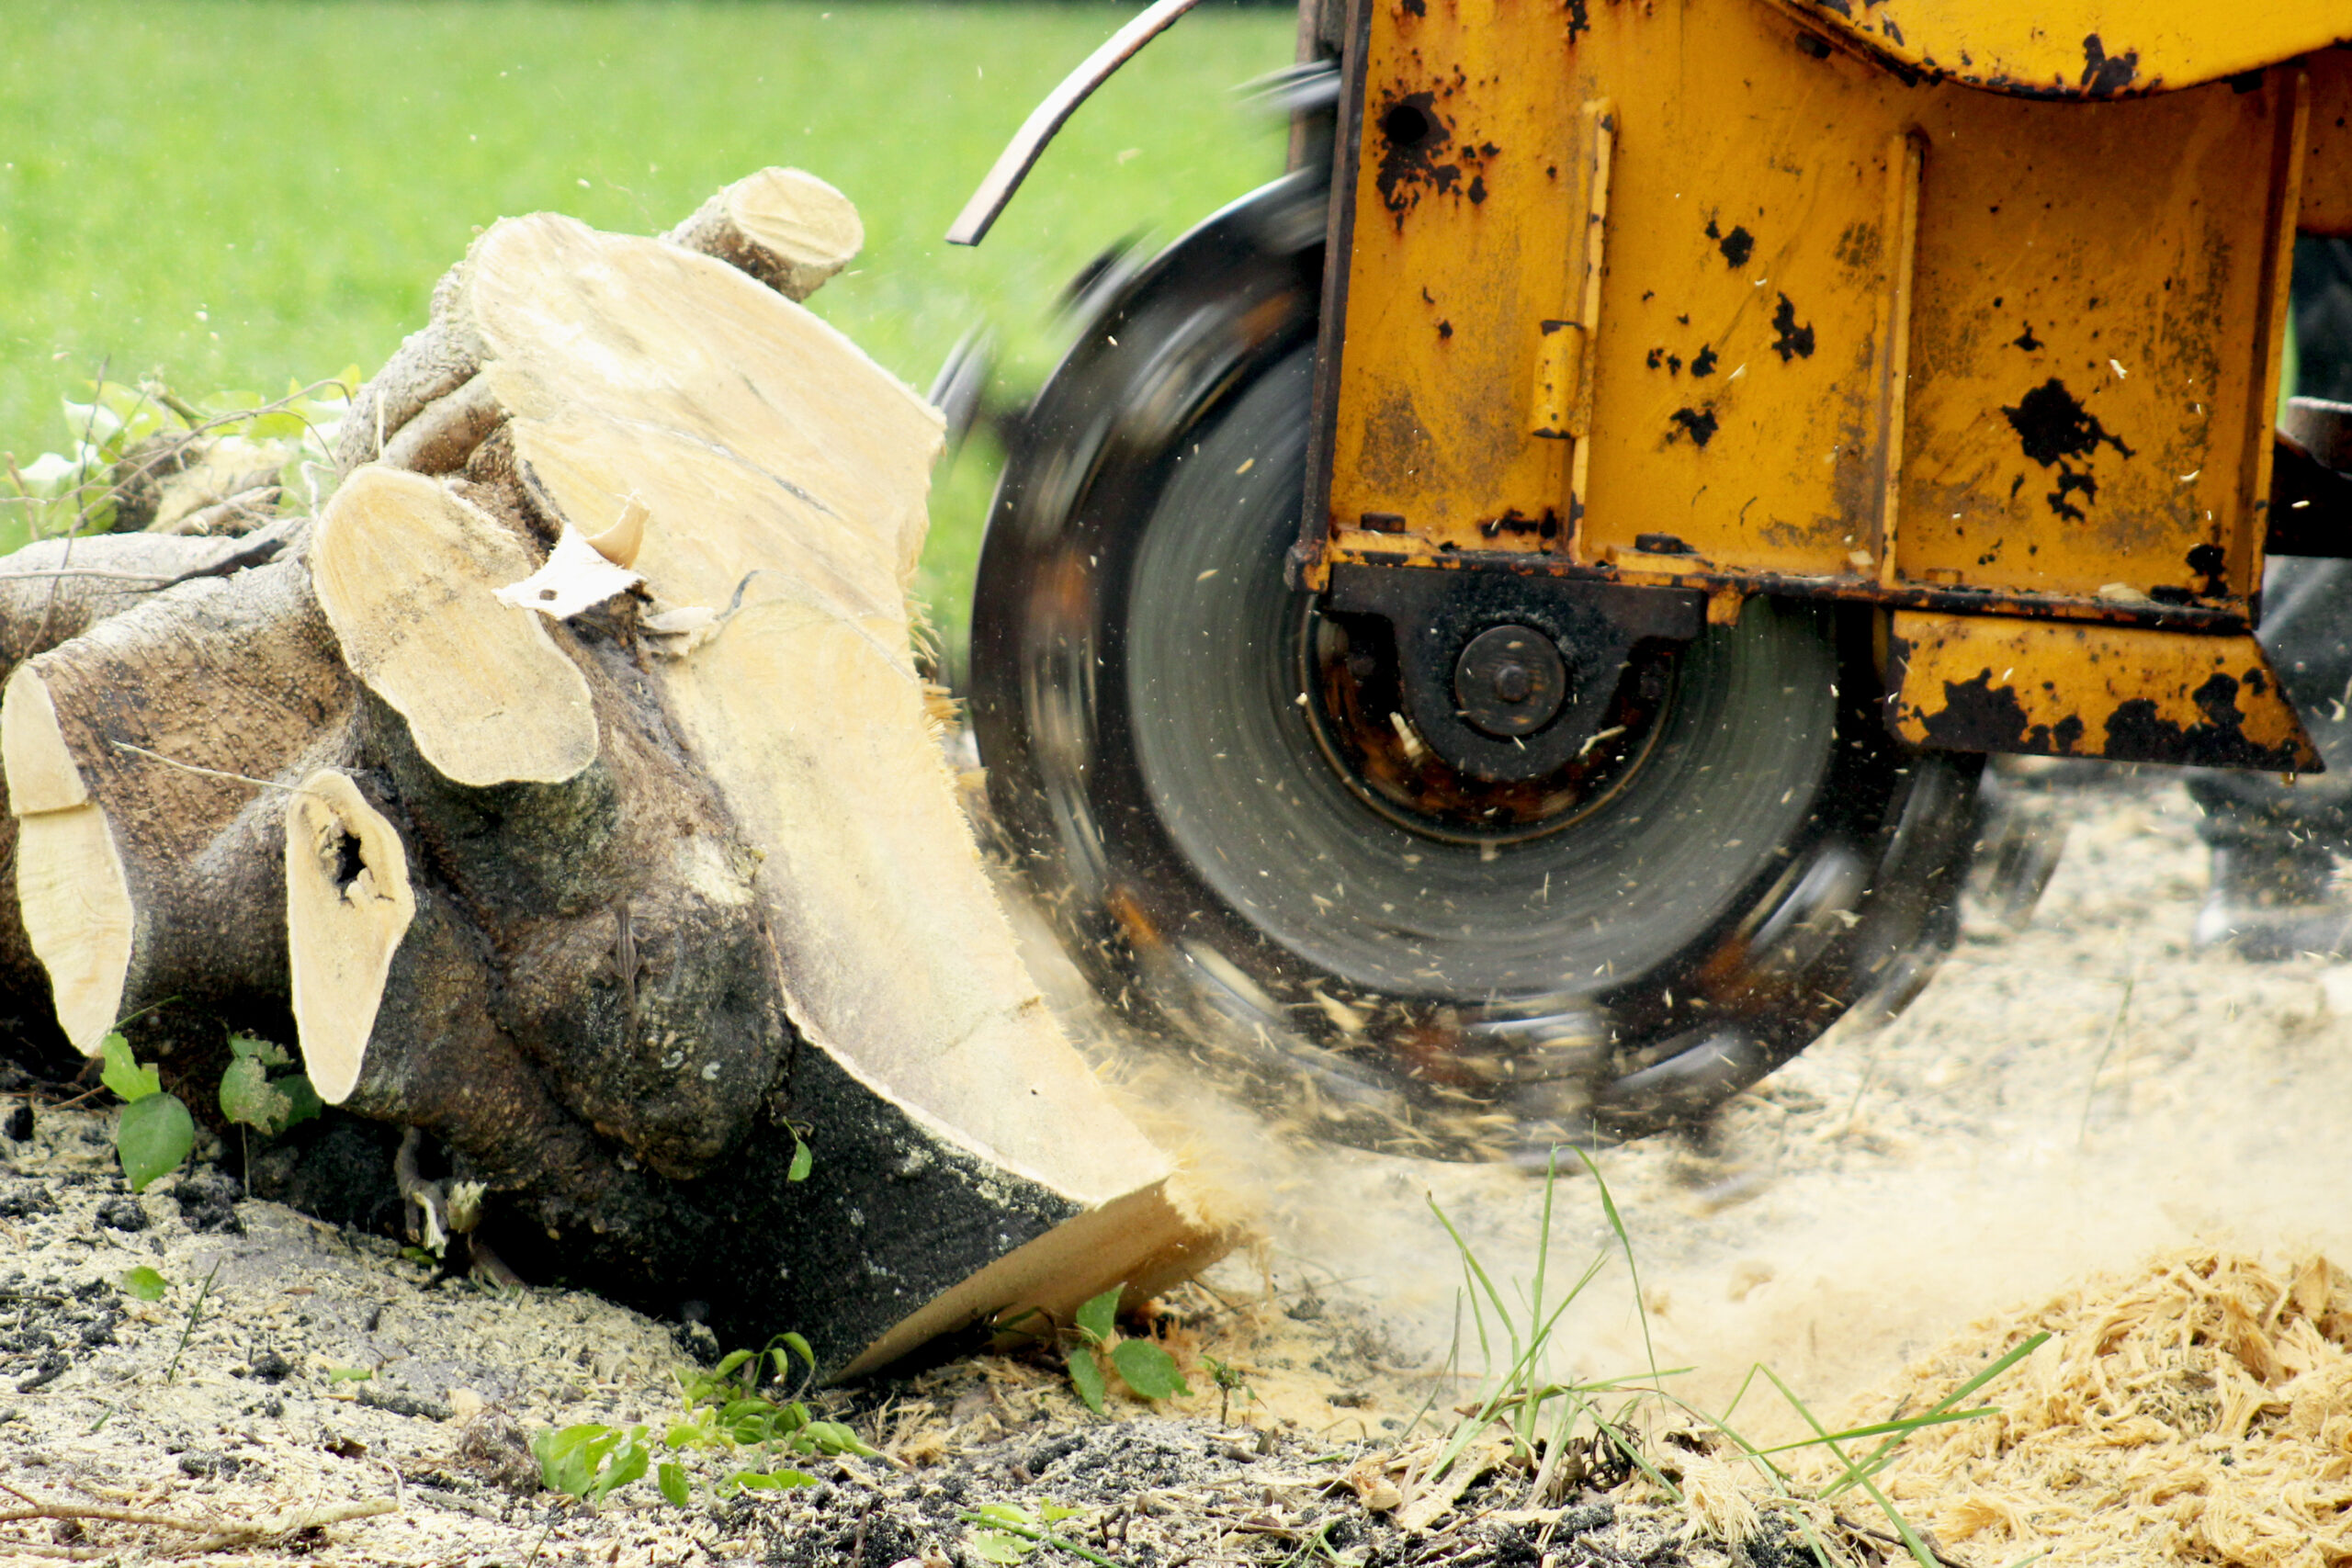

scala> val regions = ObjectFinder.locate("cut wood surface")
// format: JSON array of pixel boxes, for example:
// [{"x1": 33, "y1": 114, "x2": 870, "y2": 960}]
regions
[
  {"x1": 663, "y1": 166, "x2": 864, "y2": 302},
  {"x1": 0, "y1": 174, "x2": 1230, "y2": 1375},
  {"x1": 284, "y1": 768, "x2": 416, "y2": 1104}
]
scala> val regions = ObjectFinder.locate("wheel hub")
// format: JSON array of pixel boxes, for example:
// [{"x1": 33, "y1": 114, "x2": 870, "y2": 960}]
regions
[{"x1": 1454, "y1": 624, "x2": 1566, "y2": 737}]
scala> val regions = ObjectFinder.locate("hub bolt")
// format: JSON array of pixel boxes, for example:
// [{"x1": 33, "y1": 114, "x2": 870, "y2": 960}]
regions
[{"x1": 1453, "y1": 624, "x2": 1569, "y2": 738}]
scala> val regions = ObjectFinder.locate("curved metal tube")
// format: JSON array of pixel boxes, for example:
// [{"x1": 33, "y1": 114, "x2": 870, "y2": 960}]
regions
[{"x1": 945, "y1": 0, "x2": 1209, "y2": 247}]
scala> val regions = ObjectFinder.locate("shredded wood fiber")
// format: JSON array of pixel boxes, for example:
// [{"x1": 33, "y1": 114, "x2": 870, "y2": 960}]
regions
[{"x1": 1847, "y1": 1249, "x2": 2352, "y2": 1568}]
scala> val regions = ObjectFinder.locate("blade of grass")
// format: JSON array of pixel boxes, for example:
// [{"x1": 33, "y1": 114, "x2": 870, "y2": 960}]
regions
[
  {"x1": 1760, "y1": 1362, "x2": 1943, "y2": 1568},
  {"x1": 163, "y1": 1257, "x2": 222, "y2": 1385},
  {"x1": 1576, "y1": 1149, "x2": 1661, "y2": 1390},
  {"x1": 1821, "y1": 1331, "x2": 2049, "y2": 1498},
  {"x1": 1751, "y1": 1404, "x2": 2001, "y2": 1456},
  {"x1": 960, "y1": 1512, "x2": 1134, "y2": 1568}
]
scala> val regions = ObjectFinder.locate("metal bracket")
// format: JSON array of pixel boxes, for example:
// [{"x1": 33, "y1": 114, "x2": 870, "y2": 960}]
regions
[{"x1": 1326, "y1": 564, "x2": 1703, "y2": 782}]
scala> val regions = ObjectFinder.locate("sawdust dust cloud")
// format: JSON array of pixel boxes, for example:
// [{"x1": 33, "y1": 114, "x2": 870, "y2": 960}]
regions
[{"x1": 1016, "y1": 777, "x2": 2352, "y2": 1441}]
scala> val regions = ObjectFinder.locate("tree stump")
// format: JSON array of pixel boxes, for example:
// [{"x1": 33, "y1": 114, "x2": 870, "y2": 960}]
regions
[{"x1": 0, "y1": 172, "x2": 1232, "y2": 1376}]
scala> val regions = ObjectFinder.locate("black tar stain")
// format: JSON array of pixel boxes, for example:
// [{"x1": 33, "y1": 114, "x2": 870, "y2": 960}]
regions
[
  {"x1": 1704, "y1": 218, "x2": 1756, "y2": 268},
  {"x1": 1914, "y1": 669, "x2": 2087, "y2": 756},
  {"x1": 2103, "y1": 674, "x2": 2303, "y2": 769},
  {"x1": 2003, "y1": 378, "x2": 2132, "y2": 522},
  {"x1": 2013, "y1": 322, "x2": 2042, "y2": 351},
  {"x1": 1770, "y1": 294, "x2": 1815, "y2": 361},
  {"x1": 2080, "y1": 34, "x2": 2138, "y2": 96},
  {"x1": 1691, "y1": 346, "x2": 1719, "y2": 377},
  {"x1": 2188, "y1": 543, "x2": 2228, "y2": 595},
  {"x1": 1374, "y1": 91, "x2": 1458, "y2": 220},
  {"x1": 1669, "y1": 407, "x2": 1719, "y2": 447},
  {"x1": 2003, "y1": 378, "x2": 2133, "y2": 466}
]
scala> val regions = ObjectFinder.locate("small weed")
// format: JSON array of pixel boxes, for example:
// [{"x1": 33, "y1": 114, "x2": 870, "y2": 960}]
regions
[
  {"x1": 101, "y1": 1034, "x2": 193, "y2": 1193},
  {"x1": 1059, "y1": 1286, "x2": 1191, "y2": 1416},
  {"x1": 324, "y1": 1365, "x2": 373, "y2": 1384},
  {"x1": 530, "y1": 1336, "x2": 875, "y2": 1511},
  {"x1": 100, "y1": 1027, "x2": 318, "y2": 1195},
  {"x1": 532, "y1": 1422, "x2": 650, "y2": 1508},
  {"x1": 963, "y1": 1501, "x2": 1130, "y2": 1568},
  {"x1": 218, "y1": 1034, "x2": 322, "y2": 1138},
  {"x1": 1425, "y1": 1149, "x2": 2049, "y2": 1568},
  {"x1": 1202, "y1": 1354, "x2": 1253, "y2": 1425}
]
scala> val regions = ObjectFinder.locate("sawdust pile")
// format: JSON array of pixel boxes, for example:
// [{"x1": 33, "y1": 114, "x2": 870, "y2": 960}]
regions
[{"x1": 1850, "y1": 1248, "x2": 2352, "y2": 1568}]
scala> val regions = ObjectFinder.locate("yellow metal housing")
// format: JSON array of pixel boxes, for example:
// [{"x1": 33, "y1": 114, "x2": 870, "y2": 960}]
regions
[{"x1": 1306, "y1": 0, "x2": 2346, "y2": 767}]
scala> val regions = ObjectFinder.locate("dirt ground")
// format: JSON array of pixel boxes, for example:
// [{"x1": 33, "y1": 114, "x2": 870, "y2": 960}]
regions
[{"x1": 5, "y1": 767, "x2": 2351, "y2": 1566}]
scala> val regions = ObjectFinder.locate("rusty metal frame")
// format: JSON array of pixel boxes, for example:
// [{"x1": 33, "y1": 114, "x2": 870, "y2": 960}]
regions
[{"x1": 1297, "y1": 0, "x2": 1375, "y2": 582}]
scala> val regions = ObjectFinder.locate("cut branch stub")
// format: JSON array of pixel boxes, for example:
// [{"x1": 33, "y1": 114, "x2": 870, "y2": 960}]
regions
[
  {"x1": 3, "y1": 553, "x2": 354, "y2": 1054},
  {"x1": 312, "y1": 467, "x2": 597, "y2": 787},
  {"x1": 285, "y1": 770, "x2": 416, "y2": 1103},
  {"x1": 664, "y1": 167, "x2": 863, "y2": 302}
]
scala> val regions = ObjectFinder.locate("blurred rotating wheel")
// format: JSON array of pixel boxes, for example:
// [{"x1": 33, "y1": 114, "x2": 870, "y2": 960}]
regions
[{"x1": 969, "y1": 174, "x2": 1982, "y2": 1160}]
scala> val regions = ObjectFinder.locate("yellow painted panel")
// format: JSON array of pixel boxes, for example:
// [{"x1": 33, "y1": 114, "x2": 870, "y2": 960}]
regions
[
  {"x1": 1885, "y1": 610, "x2": 2318, "y2": 768},
  {"x1": 1770, "y1": 0, "x2": 2349, "y2": 100},
  {"x1": 1894, "y1": 81, "x2": 2295, "y2": 601},
  {"x1": 1324, "y1": 0, "x2": 1578, "y2": 550},
  {"x1": 1322, "y1": 0, "x2": 2301, "y2": 620}
]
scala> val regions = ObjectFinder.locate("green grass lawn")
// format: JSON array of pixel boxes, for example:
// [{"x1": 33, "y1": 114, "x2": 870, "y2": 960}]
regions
[{"x1": 0, "y1": 0, "x2": 1296, "y2": 656}]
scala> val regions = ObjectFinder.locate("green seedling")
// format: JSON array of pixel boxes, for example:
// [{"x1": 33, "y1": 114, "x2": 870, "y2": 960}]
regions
[
  {"x1": 964, "y1": 1502, "x2": 1127, "y2": 1568},
  {"x1": 102, "y1": 1027, "x2": 322, "y2": 1196},
  {"x1": 532, "y1": 1336, "x2": 868, "y2": 1510},
  {"x1": 532, "y1": 1422, "x2": 651, "y2": 1508},
  {"x1": 1062, "y1": 1286, "x2": 1191, "y2": 1416},
  {"x1": 1425, "y1": 1148, "x2": 2051, "y2": 1568},
  {"x1": 324, "y1": 1365, "x2": 374, "y2": 1384},
  {"x1": 1203, "y1": 1354, "x2": 1252, "y2": 1425},
  {"x1": 218, "y1": 1034, "x2": 322, "y2": 1137},
  {"x1": 101, "y1": 1033, "x2": 193, "y2": 1193}
]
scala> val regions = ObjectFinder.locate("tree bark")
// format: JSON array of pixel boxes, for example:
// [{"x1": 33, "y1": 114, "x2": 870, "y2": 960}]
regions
[{"x1": 0, "y1": 171, "x2": 1230, "y2": 1375}]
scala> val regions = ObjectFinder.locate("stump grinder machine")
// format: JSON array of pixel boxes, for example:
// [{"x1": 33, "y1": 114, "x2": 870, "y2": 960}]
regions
[{"x1": 949, "y1": 0, "x2": 2352, "y2": 1161}]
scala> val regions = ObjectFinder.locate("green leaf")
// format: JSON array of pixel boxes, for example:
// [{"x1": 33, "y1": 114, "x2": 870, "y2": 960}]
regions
[
  {"x1": 532, "y1": 1425, "x2": 607, "y2": 1497},
  {"x1": 657, "y1": 1461, "x2": 690, "y2": 1508},
  {"x1": 115, "y1": 1092, "x2": 194, "y2": 1192},
  {"x1": 227, "y1": 1033, "x2": 291, "y2": 1066},
  {"x1": 325, "y1": 1366, "x2": 373, "y2": 1383},
  {"x1": 968, "y1": 1530, "x2": 1036, "y2": 1565},
  {"x1": 786, "y1": 1132, "x2": 813, "y2": 1183},
  {"x1": 99, "y1": 1034, "x2": 159, "y2": 1102},
  {"x1": 779, "y1": 1331, "x2": 815, "y2": 1371},
  {"x1": 119, "y1": 1266, "x2": 167, "y2": 1302},
  {"x1": 1066, "y1": 1346, "x2": 1107, "y2": 1416},
  {"x1": 793, "y1": 1419, "x2": 877, "y2": 1457},
  {"x1": 1111, "y1": 1338, "x2": 1192, "y2": 1402},
  {"x1": 587, "y1": 1437, "x2": 649, "y2": 1504},
  {"x1": 1074, "y1": 1287, "x2": 1120, "y2": 1348},
  {"x1": 728, "y1": 1466, "x2": 816, "y2": 1492},
  {"x1": 218, "y1": 1055, "x2": 293, "y2": 1134},
  {"x1": 274, "y1": 1072, "x2": 322, "y2": 1131}
]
